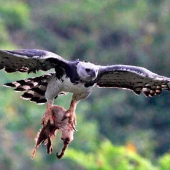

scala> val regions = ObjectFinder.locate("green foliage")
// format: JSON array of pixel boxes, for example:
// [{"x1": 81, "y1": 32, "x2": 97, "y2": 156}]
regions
[
  {"x1": 0, "y1": 18, "x2": 14, "y2": 49},
  {"x1": 66, "y1": 140, "x2": 157, "y2": 170},
  {"x1": 159, "y1": 154, "x2": 170, "y2": 170},
  {"x1": 0, "y1": 1, "x2": 31, "y2": 30}
]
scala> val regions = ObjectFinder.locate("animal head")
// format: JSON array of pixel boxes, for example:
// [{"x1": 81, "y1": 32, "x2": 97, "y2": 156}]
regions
[{"x1": 76, "y1": 61, "x2": 98, "y2": 82}]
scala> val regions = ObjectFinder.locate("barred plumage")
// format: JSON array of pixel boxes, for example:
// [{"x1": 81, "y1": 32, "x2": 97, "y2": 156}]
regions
[{"x1": 4, "y1": 74, "x2": 54, "y2": 104}]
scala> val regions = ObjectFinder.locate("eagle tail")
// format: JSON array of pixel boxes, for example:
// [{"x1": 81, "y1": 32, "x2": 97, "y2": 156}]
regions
[{"x1": 4, "y1": 74, "x2": 54, "y2": 105}]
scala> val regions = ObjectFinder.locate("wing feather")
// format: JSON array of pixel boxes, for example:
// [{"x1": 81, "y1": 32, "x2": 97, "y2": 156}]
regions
[
  {"x1": 0, "y1": 49, "x2": 69, "y2": 73},
  {"x1": 96, "y1": 65, "x2": 170, "y2": 97}
]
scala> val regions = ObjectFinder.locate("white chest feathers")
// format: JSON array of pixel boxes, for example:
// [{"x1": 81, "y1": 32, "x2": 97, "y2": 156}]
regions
[
  {"x1": 61, "y1": 75, "x2": 93, "y2": 94},
  {"x1": 45, "y1": 74, "x2": 94, "y2": 101}
]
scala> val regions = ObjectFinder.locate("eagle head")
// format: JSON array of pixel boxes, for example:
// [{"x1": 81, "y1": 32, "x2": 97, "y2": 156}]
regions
[{"x1": 76, "y1": 61, "x2": 98, "y2": 82}]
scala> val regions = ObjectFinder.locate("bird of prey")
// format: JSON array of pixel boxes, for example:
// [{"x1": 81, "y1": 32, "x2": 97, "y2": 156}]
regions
[{"x1": 1, "y1": 49, "x2": 170, "y2": 129}]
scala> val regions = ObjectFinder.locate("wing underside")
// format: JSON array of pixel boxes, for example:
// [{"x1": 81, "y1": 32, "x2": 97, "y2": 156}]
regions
[
  {"x1": 96, "y1": 65, "x2": 170, "y2": 97},
  {"x1": 0, "y1": 49, "x2": 68, "y2": 73}
]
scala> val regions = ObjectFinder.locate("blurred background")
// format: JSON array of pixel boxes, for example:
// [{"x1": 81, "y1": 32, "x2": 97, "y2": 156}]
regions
[{"x1": 1, "y1": 0, "x2": 170, "y2": 169}]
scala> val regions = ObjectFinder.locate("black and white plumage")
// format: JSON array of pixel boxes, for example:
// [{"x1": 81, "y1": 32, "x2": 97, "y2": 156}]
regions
[{"x1": 1, "y1": 49, "x2": 170, "y2": 126}]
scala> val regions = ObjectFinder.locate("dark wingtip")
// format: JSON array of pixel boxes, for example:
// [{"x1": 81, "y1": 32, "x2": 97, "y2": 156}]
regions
[
  {"x1": 14, "y1": 87, "x2": 26, "y2": 92},
  {"x1": 21, "y1": 93, "x2": 33, "y2": 99},
  {"x1": 29, "y1": 97, "x2": 46, "y2": 105},
  {"x1": 3, "y1": 83, "x2": 16, "y2": 88}
]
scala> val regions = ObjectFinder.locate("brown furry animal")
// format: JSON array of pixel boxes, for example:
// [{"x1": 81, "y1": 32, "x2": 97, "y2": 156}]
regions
[{"x1": 32, "y1": 105, "x2": 74, "y2": 159}]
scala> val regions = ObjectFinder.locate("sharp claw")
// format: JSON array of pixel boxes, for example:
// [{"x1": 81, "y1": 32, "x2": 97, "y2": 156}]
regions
[
  {"x1": 42, "y1": 115, "x2": 54, "y2": 126},
  {"x1": 72, "y1": 126, "x2": 78, "y2": 132},
  {"x1": 70, "y1": 122, "x2": 77, "y2": 131},
  {"x1": 61, "y1": 111, "x2": 77, "y2": 131}
]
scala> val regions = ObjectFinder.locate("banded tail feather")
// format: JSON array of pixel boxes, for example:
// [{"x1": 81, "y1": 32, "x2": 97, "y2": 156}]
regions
[{"x1": 4, "y1": 73, "x2": 54, "y2": 105}]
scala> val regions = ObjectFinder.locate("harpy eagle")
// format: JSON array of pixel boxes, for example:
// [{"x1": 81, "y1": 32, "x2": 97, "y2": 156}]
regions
[{"x1": 0, "y1": 49, "x2": 170, "y2": 129}]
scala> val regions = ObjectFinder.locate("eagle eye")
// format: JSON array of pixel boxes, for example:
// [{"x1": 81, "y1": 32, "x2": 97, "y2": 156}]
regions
[{"x1": 85, "y1": 69, "x2": 91, "y2": 73}]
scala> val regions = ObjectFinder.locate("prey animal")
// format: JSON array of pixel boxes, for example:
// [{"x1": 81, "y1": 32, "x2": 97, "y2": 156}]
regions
[
  {"x1": 1, "y1": 49, "x2": 170, "y2": 129},
  {"x1": 32, "y1": 105, "x2": 74, "y2": 159}
]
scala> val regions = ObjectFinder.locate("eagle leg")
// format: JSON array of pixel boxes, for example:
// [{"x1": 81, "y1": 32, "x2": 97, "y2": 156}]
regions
[
  {"x1": 64, "y1": 99, "x2": 78, "y2": 131},
  {"x1": 42, "y1": 101, "x2": 55, "y2": 126}
]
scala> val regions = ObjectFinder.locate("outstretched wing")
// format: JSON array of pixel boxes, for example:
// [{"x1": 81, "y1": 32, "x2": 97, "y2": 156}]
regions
[
  {"x1": 0, "y1": 49, "x2": 69, "y2": 73},
  {"x1": 96, "y1": 65, "x2": 170, "y2": 97}
]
